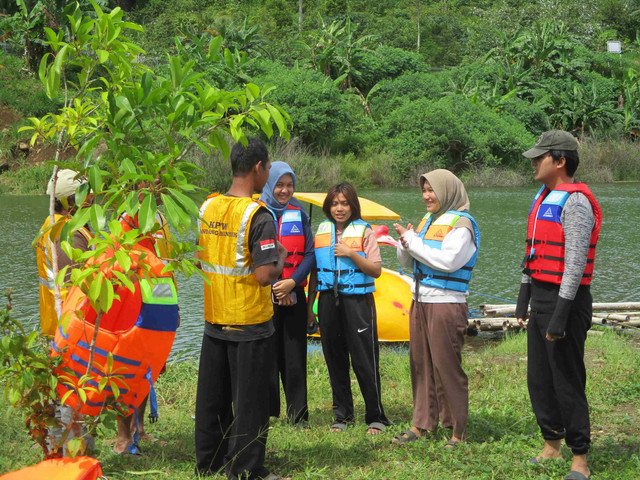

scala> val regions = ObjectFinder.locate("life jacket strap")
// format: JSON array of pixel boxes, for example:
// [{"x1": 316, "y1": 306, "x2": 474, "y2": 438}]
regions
[{"x1": 145, "y1": 367, "x2": 159, "y2": 424}]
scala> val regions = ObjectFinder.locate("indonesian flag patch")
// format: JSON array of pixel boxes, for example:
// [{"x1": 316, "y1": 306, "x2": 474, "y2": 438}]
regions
[{"x1": 260, "y1": 239, "x2": 276, "y2": 251}]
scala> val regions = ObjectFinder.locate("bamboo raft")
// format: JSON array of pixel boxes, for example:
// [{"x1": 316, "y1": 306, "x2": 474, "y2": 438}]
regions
[{"x1": 469, "y1": 302, "x2": 640, "y2": 332}]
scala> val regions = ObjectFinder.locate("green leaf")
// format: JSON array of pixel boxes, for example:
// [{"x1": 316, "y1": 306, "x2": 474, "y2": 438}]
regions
[
  {"x1": 245, "y1": 83, "x2": 260, "y2": 102},
  {"x1": 53, "y1": 44, "x2": 69, "y2": 75},
  {"x1": 89, "y1": 272, "x2": 104, "y2": 305},
  {"x1": 161, "y1": 194, "x2": 182, "y2": 230},
  {"x1": 96, "y1": 49, "x2": 109, "y2": 64},
  {"x1": 115, "y1": 250, "x2": 132, "y2": 272},
  {"x1": 89, "y1": 165, "x2": 103, "y2": 194},
  {"x1": 209, "y1": 131, "x2": 230, "y2": 159},
  {"x1": 75, "y1": 182, "x2": 90, "y2": 208},
  {"x1": 68, "y1": 207, "x2": 92, "y2": 234},
  {"x1": 38, "y1": 53, "x2": 51, "y2": 85},
  {"x1": 61, "y1": 390, "x2": 75, "y2": 405},
  {"x1": 137, "y1": 193, "x2": 157, "y2": 234},
  {"x1": 112, "y1": 270, "x2": 135, "y2": 293},
  {"x1": 89, "y1": 203, "x2": 106, "y2": 232},
  {"x1": 99, "y1": 279, "x2": 114, "y2": 313},
  {"x1": 168, "y1": 188, "x2": 199, "y2": 217},
  {"x1": 266, "y1": 104, "x2": 286, "y2": 136}
]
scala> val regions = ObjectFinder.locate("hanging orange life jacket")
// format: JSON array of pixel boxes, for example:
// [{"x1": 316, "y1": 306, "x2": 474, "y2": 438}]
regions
[
  {"x1": 0, "y1": 456, "x2": 102, "y2": 480},
  {"x1": 51, "y1": 248, "x2": 179, "y2": 416}
]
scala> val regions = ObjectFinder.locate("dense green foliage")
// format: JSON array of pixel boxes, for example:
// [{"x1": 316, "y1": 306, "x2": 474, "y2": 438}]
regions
[{"x1": 2, "y1": 0, "x2": 640, "y2": 187}]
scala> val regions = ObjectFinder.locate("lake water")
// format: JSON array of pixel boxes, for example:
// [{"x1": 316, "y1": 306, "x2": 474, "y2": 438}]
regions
[{"x1": 1, "y1": 183, "x2": 638, "y2": 358}]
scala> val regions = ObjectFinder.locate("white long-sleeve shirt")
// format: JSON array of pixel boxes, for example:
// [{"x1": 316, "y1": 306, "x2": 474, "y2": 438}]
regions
[{"x1": 397, "y1": 227, "x2": 477, "y2": 303}]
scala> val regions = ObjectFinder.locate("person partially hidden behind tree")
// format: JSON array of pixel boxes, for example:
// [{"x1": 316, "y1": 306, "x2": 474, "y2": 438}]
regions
[
  {"x1": 516, "y1": 130, "x2": 602, "y2": 480},
  {"x1": 35, "y1": 168, "x2": 95, "y2": 457}
]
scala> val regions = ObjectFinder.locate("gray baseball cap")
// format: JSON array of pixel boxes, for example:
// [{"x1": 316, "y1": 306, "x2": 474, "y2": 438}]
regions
[{"x1": 522, "y1": 130, "x2": 578, "y2": 158}]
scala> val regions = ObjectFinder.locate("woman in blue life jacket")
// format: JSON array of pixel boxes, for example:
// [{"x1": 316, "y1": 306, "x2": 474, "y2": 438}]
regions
[
  {"x1": 261, "y1": 162, "x2": 315, "y2": 428},
  {"x1": 393, "y1": 169, "x2": 480, "y2": 448},
  {"x1": 307, "y1": 182, "x2": 390, "y2": 435}
]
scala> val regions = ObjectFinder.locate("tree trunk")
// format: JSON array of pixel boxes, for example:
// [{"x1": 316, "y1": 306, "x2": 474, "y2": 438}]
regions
[
  {"x1": 416, "y1": 0, "x2": 421, "y2": 53},
  {"x1": 299, "y1": 0, "x2": 303, "y2": 32}
]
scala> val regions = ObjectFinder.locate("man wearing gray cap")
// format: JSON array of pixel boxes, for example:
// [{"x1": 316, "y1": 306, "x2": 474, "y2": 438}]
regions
[{"x1": 515, "y1": 130, "x2": 602, "y2": 480}]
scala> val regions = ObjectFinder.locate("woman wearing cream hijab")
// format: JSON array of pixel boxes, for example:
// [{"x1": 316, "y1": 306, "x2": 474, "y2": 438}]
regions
[{"x1": 393, "y1": 169, "x2": 480, "y2": 448}]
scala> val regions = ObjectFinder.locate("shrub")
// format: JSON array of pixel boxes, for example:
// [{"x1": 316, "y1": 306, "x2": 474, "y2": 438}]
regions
[
  {"x1": 378, "y1": 94, "x2": 536, "y2": 178},
  {"x1": 368, "y1": 71, "x2": 445, "y2": 121},
  {"x1": 251, "y1": 61, "x2": 351, "y2": 147},
  {"x1": 355, "y1": 45, "x2": 428, "y2": 93}
]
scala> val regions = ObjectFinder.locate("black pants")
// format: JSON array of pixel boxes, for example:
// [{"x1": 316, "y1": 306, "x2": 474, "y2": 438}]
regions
[
  {"x1": 195, "y1": 333, "x2": 272, "y2": 479},
  {"x1": 527, "y1": 280, "x2": 592, "y2": 455},
  {"x1": 269, "y1": 286, "x2": 309, "y2": 424},
  {"x1": 318, "y1": 291, "x2": 389, "y2": 426}
]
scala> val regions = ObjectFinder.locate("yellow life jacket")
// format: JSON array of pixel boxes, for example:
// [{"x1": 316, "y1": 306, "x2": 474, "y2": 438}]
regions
[
  {"x1": 198, "y1": 194, "x2": 273, "y2": 326},
  {"x1": 35, "y1": 214, "x2": 92, "y2": 336}
]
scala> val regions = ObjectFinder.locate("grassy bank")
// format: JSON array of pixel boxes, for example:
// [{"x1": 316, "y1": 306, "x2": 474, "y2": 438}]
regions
[{"x1": 1, "y1": 330, "x2": 639, "y2": 479}]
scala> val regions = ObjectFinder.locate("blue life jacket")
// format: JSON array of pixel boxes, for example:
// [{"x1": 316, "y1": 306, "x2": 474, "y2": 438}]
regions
[
  {"x1": 413, "y1": 211, "x2": 480, "y2": 293},
  {"x1": 314, "y1": 219, "x2": 376, "y2": 295}
]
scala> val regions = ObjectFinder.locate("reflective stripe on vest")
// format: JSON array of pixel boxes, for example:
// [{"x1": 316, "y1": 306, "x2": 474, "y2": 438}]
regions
[
  {"x1": 199, "y1": 194, "x2": 274, "y2": 325},
  {"x1": 314, "y1": 219, "x2": 375, "y2": 295},
  {"x1": 278, "y1": 204, "x2": 307, "y2": 286},
  {"x1": 524, "y1": 183, "x2": 602, "y2": 285},
  {"x1": 413, "y1": 211, "x2": 480, "y2": 293}
]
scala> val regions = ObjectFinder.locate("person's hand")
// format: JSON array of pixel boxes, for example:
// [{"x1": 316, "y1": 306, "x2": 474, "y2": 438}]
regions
[
  {"x1": 546, "y1": 332, "x2": 563, "y2": 342},
  {"x1": 394, "y1": 223, "x2": 413, "y2": 249},
  {"x1": 273, "y1": 278, "x2": 295, "y2": 298},
  {"x1": 276, "y1": 294, "x2": 294, "y2": 306},
  {"x1": 334, "y1": 242, "x2": 354, "y2": 258},
  {"x1": 394, "y1": 223, "x2": 407, "y2": 236},
  {"x1": 517, "y1": 317, "x2": 526, "y2": 329}
]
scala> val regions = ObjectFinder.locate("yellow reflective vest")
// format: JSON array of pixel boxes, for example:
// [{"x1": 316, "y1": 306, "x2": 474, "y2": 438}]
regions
[
  {"x1": 198, "y1": 194, "x2": 273, "y2": 326},
  {"x1": 35, "y1": 214, "x2": 92, "y2": 336}
]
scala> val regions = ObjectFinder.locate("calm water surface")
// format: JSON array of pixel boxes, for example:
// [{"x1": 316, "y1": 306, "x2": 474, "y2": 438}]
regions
[{"x1": 1, "y1": 183, "x2": 638, "y2": 358}]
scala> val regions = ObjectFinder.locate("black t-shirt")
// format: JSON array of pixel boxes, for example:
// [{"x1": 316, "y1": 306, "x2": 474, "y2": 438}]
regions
[{"x1": 205, "y1": 205, "x2": 279, "y2": 342}]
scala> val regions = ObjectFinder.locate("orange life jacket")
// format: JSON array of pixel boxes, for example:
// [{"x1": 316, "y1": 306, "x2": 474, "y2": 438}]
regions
[
  {"x1": 51, "y1": 248, "x2": 178, "y2": 416},
  {"x1": 0, "y1": 456, "x2": 102, "y2": 480}
]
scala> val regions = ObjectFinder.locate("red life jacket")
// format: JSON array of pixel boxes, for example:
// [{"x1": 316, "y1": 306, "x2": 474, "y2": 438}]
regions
[
  {"x1": 278, "y1": 204, "x2": 307, "y2": 287},
  {"x1": 524, "y1": 183, "x2": 602, "y2": 285}
]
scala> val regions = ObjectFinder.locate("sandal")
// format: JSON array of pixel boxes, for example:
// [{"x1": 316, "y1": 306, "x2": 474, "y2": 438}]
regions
[
  {"x1": 330, "y1": 422, "x2": 348, "y2": 432},
  {"x1": 392, "y1": 429, "x2": 419, "y2": 444},
  {"x1": 565, "y1": 471, "x2": 591, "y2": 480},
  {"x1": 366, "y1": 422, "x2": 386, "y2": 435},
  {"x1": 443, "y1": 440, "x2": 459, "y2": 449}
]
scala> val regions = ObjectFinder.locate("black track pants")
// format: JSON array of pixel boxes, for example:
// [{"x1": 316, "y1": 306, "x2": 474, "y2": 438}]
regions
[
  {"x1": 527, "y1": 280, "x2": 592, "y2": 455},
  {"x1": 195, "y1": 333, "x2": 273, "y2": 479},
  {"x1": 318, "y1": 291, "x2": 389, "y2": 426},
  {"x1": 269, "y1": 286, "x2": 309, "y2": 424}
]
